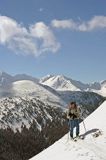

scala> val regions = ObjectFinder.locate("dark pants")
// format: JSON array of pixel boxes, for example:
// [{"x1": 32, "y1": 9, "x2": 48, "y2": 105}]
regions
[{"x1": 69, "y1": 119, "x2": 80, "y2": 138}]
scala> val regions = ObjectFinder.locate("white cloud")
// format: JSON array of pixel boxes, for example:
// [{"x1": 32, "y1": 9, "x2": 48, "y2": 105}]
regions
[
  {"x1": 0, "y1": 16, "x2": 60, "y2": 56},
  {"x1": 8, "y1": 37, "x2": 38, "y2": 55},
  {"x1": 0, "y1": 16, "x2": 27, "y2": 44},
  {"x1": 1, "y1": 15, "x2": 106, "y2": 56},
  {"x1": 51, "y1": 19, "x2": 77, "y2": 29},
  {"x1": 79, "y1": 16, "x2": 106, "y2": 31},
  {"x1": 51, "y1": 16, "x2": 106, "y2": 31},
  {"x1": 30, "y1": 22, "x2": 60, "y2": 54}
]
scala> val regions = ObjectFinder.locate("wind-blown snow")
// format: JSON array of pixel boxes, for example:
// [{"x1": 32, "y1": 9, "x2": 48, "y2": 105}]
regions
[{"x1": 30, "y1": 101, "x2": 106, "y2": 160}]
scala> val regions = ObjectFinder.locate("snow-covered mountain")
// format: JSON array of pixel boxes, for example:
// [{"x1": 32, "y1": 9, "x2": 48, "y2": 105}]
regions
[
  {"x1": 0, "y1": 97, "x2": 65, "y2": 131},
  {"x1": 0, "y1": 71, "x2": 13, "y2": 86},
  {"x1": 0, "y1": 84, "x2": 104, "y2": 134},
  {"x1": 0, "y1": 72, "x2": 105, "y2": 160},
  {"x1": 0, "y1": 71, "x2": 38, "y2": 86},
  {"x1": 14, "y1": 74, "x2": 39, "y2": 82},
  {"x1": 40, "y1": 75, "x2": 83, "y2": 91},
  {"x1": 12, "y1": 80, "x2": 65, "y2": 106},
  {"x1": 40, "y1": 75, "x2": 106, "y2": 97},
  {"x1": 0, "y1": 72, "x2": 64, "y2": 106},
  {"x1": 0, "y1": 72, "x2": 106, "y2": 97},
  {"x1": 92, "y1": 80, "x2": 106, "y2": 97},
  {"x1": 0, "y1": 96, "x2": 67, "y2": 160},
  {"x1": 0, "y1": 72, "x2": 105, "y2": 112},
  {"x1": 0, "y1": 79, "x2": 65, "y2": 107},
  {"x1": 30, "y1": 100, "x2": 106, "y2": 160}
]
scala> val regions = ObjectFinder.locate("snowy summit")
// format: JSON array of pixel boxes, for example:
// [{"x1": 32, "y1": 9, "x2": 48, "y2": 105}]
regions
[{"x1": 40, "y1": 75, "x2": 106, "y2": 97}]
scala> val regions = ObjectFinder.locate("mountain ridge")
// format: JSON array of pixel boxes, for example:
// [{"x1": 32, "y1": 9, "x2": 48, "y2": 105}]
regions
[
  {"x1": 40, "y1": 75, "x2": 106, "y2": 97},
  {"x1": 0, "y1": 71, "x2": 106, "y2": 97}
]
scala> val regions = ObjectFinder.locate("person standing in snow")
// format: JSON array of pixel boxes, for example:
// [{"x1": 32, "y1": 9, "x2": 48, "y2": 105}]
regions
[{"x1": 67, "y1": 102, "x2": 81, "y2": 139}]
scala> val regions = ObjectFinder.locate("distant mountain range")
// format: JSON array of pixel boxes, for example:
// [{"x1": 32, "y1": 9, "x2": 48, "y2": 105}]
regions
[
  {"x1": 0, "y1": 72, "x2": 106, "y2": 96},
  {"x1": 0, "y1": 72, "x2": 105, "y2": 104},
  {"x1": 40, "y1": 75, "x2": 106, "y2": 97},
  {"x1": 0, "y1": 71, "x2": 105, "y2": 115}
]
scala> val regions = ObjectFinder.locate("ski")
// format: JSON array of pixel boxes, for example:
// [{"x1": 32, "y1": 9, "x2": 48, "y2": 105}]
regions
[
  {"x1": 72, "y1": 135, "x2": 85, "y2": 142},
  {"x1": 73, "y1": 138, "x2": 77, "y2": 142}
]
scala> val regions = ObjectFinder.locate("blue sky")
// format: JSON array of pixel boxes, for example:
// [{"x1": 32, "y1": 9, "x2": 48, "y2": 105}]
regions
[{"x1": 0, "y1": 0, "x2": 106, "y2": 82}]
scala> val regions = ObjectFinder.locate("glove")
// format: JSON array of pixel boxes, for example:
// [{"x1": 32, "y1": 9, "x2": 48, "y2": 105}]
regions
[
  {"x1": 69, "y1": 113, "x2": 74, "y2": 117},
  {"x1": 69, "y1": 113, "x2": 77, "y2": 119},
  {"x1": 72, "y1": 114, "x2": 77, "y2": 119}
]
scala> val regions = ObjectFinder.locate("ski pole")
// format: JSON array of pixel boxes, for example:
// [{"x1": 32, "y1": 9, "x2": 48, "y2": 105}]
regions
[
  {"x1": 83, "y1": 120, "x2": 87, "y2": 133},
  {"x1": 66, "y1": 119, "x2": 70, "y2": 142},
  {"x1": 68, "y1": 118, "x2": 72, "y2": 140},
  {"x1": 80, "y1": 110, "x2": 87, "y2": 133}
]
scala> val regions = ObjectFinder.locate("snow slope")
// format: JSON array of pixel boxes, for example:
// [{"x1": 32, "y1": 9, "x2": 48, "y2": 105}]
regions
[
  {"x1": 30, "y1": 101, "x2": 106, "y2": 160},
  {"x1": 0, "y1": 97, "x2": 65, "y2": 132},
  {"x1": 93, "y1": 80, "x2": 106, "y2": 97},
  {"x1": 40, "y1": 75, "x2": 82, "y2": 91},
  {"x1": 12, "y1": 80, "x2": 65, "y2": 106}
]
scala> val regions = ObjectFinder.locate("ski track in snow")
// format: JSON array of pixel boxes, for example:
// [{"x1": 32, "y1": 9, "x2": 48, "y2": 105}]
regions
[
  {"x1": 63, "y1": 134, "x2": 106, "y2": 160},
  {"x1": 74, "y1": 138, "x2": 106, "y2": 160},
  {"x1": 31, "y1": 134, "x2": 106, "y2": 160}
]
